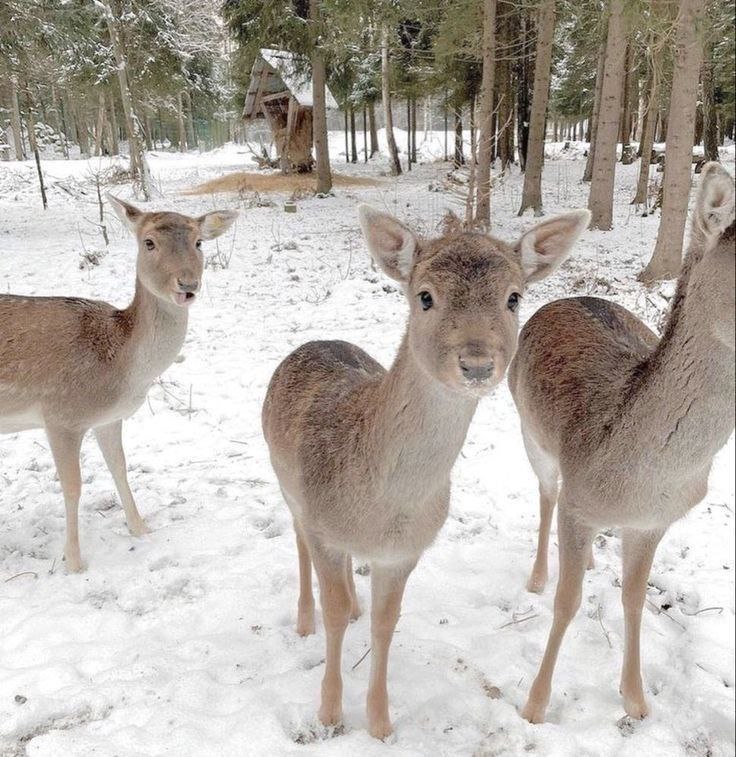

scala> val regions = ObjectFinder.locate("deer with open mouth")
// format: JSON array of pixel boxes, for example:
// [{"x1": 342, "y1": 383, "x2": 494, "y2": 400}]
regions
[{"x1": 0, "y1": 195, "x2": 237, "y2": 572}]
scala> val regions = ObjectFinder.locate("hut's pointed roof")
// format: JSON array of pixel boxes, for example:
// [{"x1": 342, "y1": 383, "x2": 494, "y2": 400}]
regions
[{"x1": 243, "y1": 48, "x2": 338, "y2": 119}]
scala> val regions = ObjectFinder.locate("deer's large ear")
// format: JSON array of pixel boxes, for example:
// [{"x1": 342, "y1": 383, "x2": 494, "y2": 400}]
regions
[
  {"x1": 107, "y1": 194, "x2": 143, "y2": 232},
  {"x1": 358, "y1": 205, "x2": 418, "y2": 283},
  {"x1": 198, "y1": 210, "x2": 239, "y2": 240},
  {"x1": 695, "y1": 162, "x2": 735, "y2": 239},
  {"x1": 516, "y1": 209, "x2": 591, "y2": 284}
]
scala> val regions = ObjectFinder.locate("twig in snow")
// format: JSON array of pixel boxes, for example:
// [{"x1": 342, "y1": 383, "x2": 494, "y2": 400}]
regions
[
  {"x1": 597, "y1": 604, "x2": 613, "y2": 648},
  {"x1": 4, "y1": 571, "x2": 38, "y2": 583},
  {"x1": 351, "y1": 647, "x2": 371, "y2": 670},
  {"x1": 680, "y1": 606, "x2": 724, "y2": 617},
  {"x1": 646, "y1": 599, "x2": 686, "y2": 629},
  {"x1": 496, "y1": 613, "x2": 539, "y2": 630}
]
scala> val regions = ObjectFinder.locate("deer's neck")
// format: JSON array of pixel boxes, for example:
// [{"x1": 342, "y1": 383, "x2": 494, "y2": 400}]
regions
[
  {"x1": 120, "y1": 279, "x2": 189, "y2": 385},
  {"x1": 618, "y1": 302, "x2": 735, "y2": 476},
  {"x1": 370, "y1": 333, "x2": 478, "y2": 500}
]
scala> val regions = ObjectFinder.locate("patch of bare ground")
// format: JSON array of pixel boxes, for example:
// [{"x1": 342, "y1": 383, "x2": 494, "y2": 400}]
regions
[{"x1": 184, "y1": 171, "x2": 381, "y2": 196}]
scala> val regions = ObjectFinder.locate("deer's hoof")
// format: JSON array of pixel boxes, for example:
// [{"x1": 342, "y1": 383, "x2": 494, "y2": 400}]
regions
[
  {"x1": 622, "y1": 693, "x2": 649, "y2": 720},
  {"x1": 129, "y1": 519, "x2": 151, "y2": 537},
  {"x1": 64, "y1": 553, "x2": 85, "y2": 574},
  {"x1": 297, "y1": 618, "x2": 316, "y2": 637},
  {"x1": 368, "y1": 716, "x2": 394, "y2": 740},
  {"x1": 318, "y1": 703, "x2": 342, "y2": 729},
  {"x1": 521, "y1": 696, "x2": 548, "y2": 724}
]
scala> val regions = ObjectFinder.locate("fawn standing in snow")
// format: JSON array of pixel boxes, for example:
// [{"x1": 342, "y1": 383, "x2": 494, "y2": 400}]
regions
[
  {"x1": 509, "y1": 162, "x2": 735, "y2": 723},
  {"x1": 262, "y1": 204, "x2": 590, "y2": 738},
  {"x1": 0, "y1": 196, "x2": 237, "y2": 571}
]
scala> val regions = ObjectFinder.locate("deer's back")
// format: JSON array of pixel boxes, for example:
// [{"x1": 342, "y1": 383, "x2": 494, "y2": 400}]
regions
[
  {"x1": 509, "y1": 297, "x2": 658, "y2": 459},
  {"x1": 0, "y1": 294, "x2": 134, "y2": 430},
  {"x1": 262, "y1": 339, "x2": 385, "y2": 473}
]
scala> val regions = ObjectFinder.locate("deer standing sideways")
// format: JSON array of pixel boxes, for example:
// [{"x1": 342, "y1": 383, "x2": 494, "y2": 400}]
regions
[
  {"x1": 509, "y1": 162, "x2": 735, "y2": 723},
  {"x1": 262, "y1": 204, "x2": 590, "y2": 738},
  {"x1": 0, "y1": 196, "x2": 237, "y2": 572}
]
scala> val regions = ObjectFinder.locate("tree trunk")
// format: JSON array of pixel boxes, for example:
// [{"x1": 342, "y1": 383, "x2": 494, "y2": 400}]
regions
[
  {"x1": 344, "y1": 108, "x2": 349, "y2": 163},
  {"x1": 656, "y1": 107, "x2": 668, "y2": 142},
  {"x1": 475, "y1": 0, "x2": 498, "y2": 227},
  {"x1": 406, "y1": 99, "x2": 412, "y2": 171},
  {"x1": 184, "y1": 89, "x2": 197, "y2": 149},
  {"x1": 363, "y1": 106, "x2": 368, "y2": 162},
  {"x1": 465, "y1": 95, "x2": 478, "y2": 226},
  {"x1": 177, "y1": 92, "x2": 187, "y2": 152},
  {"x1": 350, "y1": 105, "x2": 358, "y2": 163},
  {"x1": 94, "y1": 90, "x2": 107, "y2": 156},
  {"x1": 75, "y1": 101, "x2": 91, "y2": 157},
  {"x1": 410, "y1": 95, "x2": 417, "y2": 164},
  {"x1": 310, "y1": 0, "x2": 332, "y2": 193},
  {"x1": 583, "y1": 21, "x2": 608, "y2": 182},
  {"x1": 443, "y1": 90, "x2": 449, "y2": 161},
  {"x1": 381, "y1": 26, "x2": 402, "y2": 175},
  {"x1": 490, "y1": 85, "x2": 498, "y2": 163},
  {"x1": 9, "y1": 77, "x2": 25, "y2": 160},
  {"x1": 102, "y1": 0, "x2": 149, "y2": 197},
  {"x1": 454, "y1": 109, "x2": 465, "y2": 168},
  {"x1": 516, "y1": 10, "x2": 534, "y2": 171},
  {"x1": 587, "y1": 0, "x2": 627, "y2": 230},
  {"x1": 108, "y1": 90, "x2": 120, "y2": 154},
  {"x1": 701, "y1": 37, "x2": 719, "y2": 162},
  {"x1": 640, "y1": 0, "x2": 704, "y2": 282},
  {"x1": 141, "y1": 109, "x2": 153, "y2": 151},
  {"x1": 368, "y1": 100, "x2": 379, "y2": 156},
  {"x1": 518, "y1": 0, "x2": 556, "y2": 216},
  {"x1": 619, "y1": 42, "x2": 633, "y2": 153},
  {"x1": 50, "y1": 85, "x2": 69, "y2": 159},
  {"x1": 24, "y1": 91, "x2": 47, "y2": 208},
  {"x1": 632, "y1": 67, "x2": 658, "y2": 206}
]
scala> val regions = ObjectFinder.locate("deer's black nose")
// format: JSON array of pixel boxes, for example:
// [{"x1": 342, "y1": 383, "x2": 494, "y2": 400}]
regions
[
  {"x1": 459, "y1": 358, "x2": 494, "y2": 382},
  {"x1": 177, "y1": 279, "x2": 199, "y2": 293}
]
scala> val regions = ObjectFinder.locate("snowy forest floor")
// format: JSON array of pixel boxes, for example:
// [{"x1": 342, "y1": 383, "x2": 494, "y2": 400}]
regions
[{"x1": 0, "y1": 139, "x2": 734, "y2": 757}]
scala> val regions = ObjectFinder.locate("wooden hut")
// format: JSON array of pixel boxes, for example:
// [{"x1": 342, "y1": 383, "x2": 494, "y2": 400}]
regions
[{"x1": 243, "y1": 48, "x2": 338, "y2": 173}]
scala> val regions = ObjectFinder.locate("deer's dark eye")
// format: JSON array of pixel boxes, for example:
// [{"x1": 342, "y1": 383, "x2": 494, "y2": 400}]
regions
[
  {"x1": 419, "y1": 291, "x2": 434, "y2": 311},
  {"x1": 144, "y1": 238, "x2": 155, "y2": 251},
  {"x1": 507, "y1": 292, "x2": 521, "y2": 312},
  {"x1": 196, "y1": 240, "x2": 202, "y2": 249}
]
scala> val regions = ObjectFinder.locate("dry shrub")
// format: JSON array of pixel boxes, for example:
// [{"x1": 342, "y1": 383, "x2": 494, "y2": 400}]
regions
[{"x1": 184, "y1": 171, "x2": 381, "y2": 197}]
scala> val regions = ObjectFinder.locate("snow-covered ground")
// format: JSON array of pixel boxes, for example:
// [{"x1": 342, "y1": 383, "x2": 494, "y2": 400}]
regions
[{"x1": 0, "y1": 137, "x2": 734, "y2": 757}]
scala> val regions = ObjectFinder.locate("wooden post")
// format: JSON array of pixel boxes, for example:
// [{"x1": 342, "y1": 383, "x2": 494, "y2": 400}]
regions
[{"x1": 363, "y1": 106, "x2": 368, "y2": 162}]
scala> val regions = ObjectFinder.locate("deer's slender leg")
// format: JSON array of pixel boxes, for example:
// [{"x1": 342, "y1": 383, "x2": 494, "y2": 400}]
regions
[
  {"x1": 94, "y1": 420, "x2": 149, "y2": 536},
  {"x1": 346, "y1": 555, "x2": 362, "y2": 620},
  {"x1": 528, "y1": 481, "x2": 558, "y2": 593},
  {"x1": 619, "y1": 527, "x2": 663, "y2": 719},
  {"x1": 310, "y1": 537, "x2": 352, "y2": 727},
  {"x1": 366, "y1": 558, "x2": 417, "y2": 739},
  {"x1": 46, "y1": 426, "x2": 85, "y2": 572},
  {"x1": 522, "y1": 428, "x2": 559, "y2": 593},
  {"x1": 293, "y1": 518, "x2": 315, "y2": 636},
  {"x1": 522, "y1": 504, "x2": 594, "y2": 723}
]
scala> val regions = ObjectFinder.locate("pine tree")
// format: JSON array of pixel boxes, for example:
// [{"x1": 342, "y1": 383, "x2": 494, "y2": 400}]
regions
[
  {"x1": 474, "y1": 0, "x2": 497, "y2": 227},
  {"x1": 640, "y1": 0, "x2": 705, "y2": 282},
  {"x1": 587, "y1": 0, "x2": 628, "y2": 231},
  {"x1": 518, "y1": 0, "x2": 556, "y2": 217}
]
